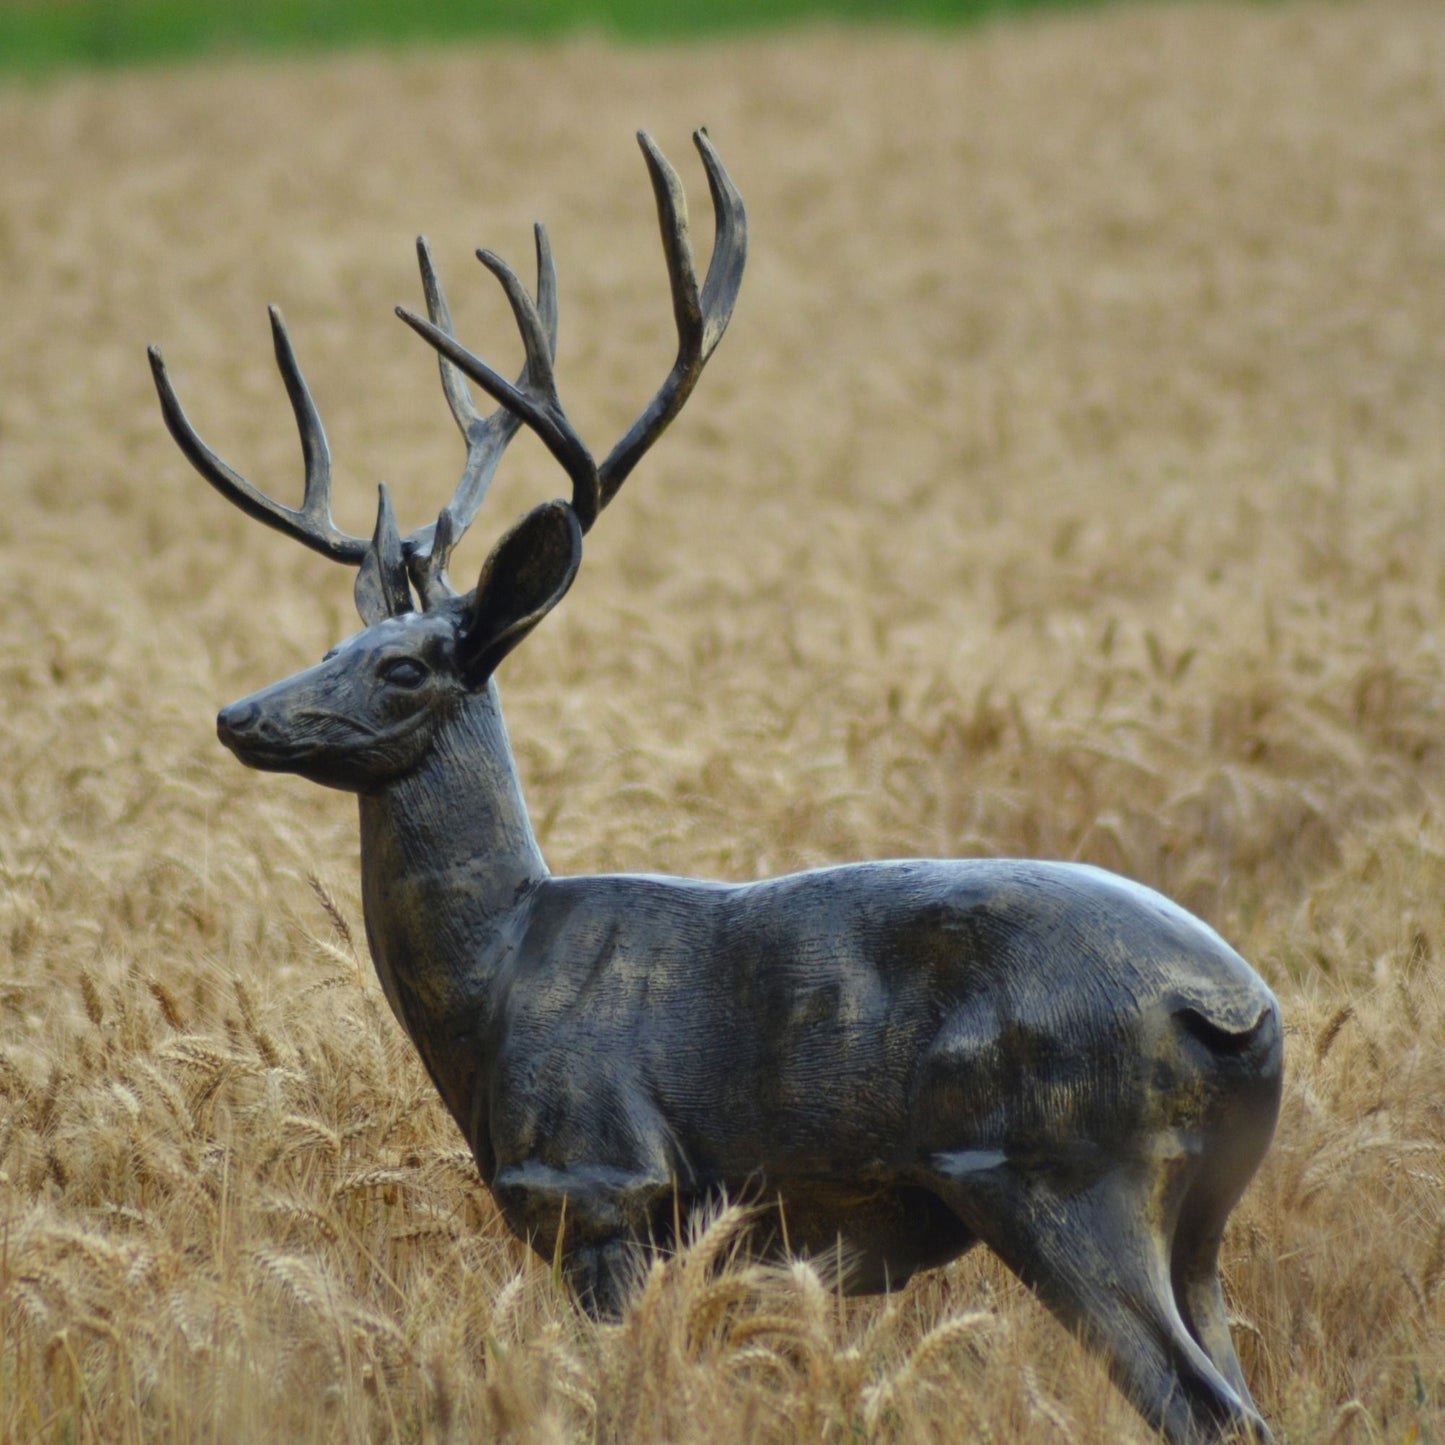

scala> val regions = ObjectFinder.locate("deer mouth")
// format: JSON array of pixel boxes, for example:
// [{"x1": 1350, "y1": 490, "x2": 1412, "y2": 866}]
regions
[{"x1": 215, "y1": 718, "x2": 311, "y2": 771}]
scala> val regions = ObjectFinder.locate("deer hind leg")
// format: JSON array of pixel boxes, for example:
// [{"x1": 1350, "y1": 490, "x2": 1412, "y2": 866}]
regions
[
  {"x1": 1169, "y1": 1032, "x2": 1281, "y2": 1416},
  {"x1": 1173, "y1": 1234, "x2": 1250, "y2": 1409},
  {"x1": 1169, "y1": 1154, "x2": 1263, "y2": 1410},
  {"x1": 928, "y1": 1153, "x2": 1270, "y2": 1444}
]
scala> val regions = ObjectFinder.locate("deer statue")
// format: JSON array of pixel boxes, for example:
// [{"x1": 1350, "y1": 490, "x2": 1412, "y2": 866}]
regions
[{"x1": 149, "y1": 131, "x2": 1281, "y2": 1443}]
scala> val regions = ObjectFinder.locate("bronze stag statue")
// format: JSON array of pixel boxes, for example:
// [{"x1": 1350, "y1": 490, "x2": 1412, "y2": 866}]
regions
[{"x1": 150, "y1": 132, "x2": 1281, "y2": 1443}]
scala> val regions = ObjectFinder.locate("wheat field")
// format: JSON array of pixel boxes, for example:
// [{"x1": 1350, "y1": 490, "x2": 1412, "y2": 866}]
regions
[{"x1": 1, "y1": 1, "x2": 1443, "y2": 1439}]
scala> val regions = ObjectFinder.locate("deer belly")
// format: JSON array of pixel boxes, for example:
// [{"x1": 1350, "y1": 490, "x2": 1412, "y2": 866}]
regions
[{"x1": 720, "y1": 1179, "x2": 978, "y2": 1293}]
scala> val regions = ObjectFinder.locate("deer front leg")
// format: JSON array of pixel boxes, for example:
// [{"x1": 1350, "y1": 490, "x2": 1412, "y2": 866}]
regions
[
  {"x1": 492, "y1": 1160, "x2": 675, "y2": 1319},
  {"x1": 561, "y1": 1236, "x2": 648, "y2": 1320}
]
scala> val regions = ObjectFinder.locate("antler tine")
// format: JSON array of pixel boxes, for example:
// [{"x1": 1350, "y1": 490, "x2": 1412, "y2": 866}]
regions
[
  {"x1": 694, "y1": 130, "x2": 749, "y2": 353},
  {"x1": 594, "y1": 129, "x2": 748, "y2": 512},
  {"x1": 147, "y1": 309, "x2": 370, "y2": 564},
  {"x1": 405, "y1": 228, "x2": 563, "y2": 607},
  {"x1": 397, "y1": 131, "x2": 745, "y2": 541},
  {"x1": 416, "y1": 234, "x2": 487, "y2": 440},
  {"x1": 396, "y1": 246, "x2": 603, "y2": 532}
]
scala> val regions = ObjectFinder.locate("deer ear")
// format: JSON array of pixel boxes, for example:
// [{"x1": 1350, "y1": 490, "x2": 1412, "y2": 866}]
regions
[{"x1": 458, "y1": 500, "x2": 583, "y2": 686}]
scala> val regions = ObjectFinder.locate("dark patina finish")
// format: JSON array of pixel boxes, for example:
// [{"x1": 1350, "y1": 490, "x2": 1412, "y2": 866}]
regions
[{"x1": 150, "y1": 132, "x2": 1281, "y2": 1443}]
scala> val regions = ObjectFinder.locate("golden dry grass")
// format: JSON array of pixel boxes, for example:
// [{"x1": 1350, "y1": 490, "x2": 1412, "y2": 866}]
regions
[{"x1": 2, "y1": 1, "x2": 1444, "y2": 1439}]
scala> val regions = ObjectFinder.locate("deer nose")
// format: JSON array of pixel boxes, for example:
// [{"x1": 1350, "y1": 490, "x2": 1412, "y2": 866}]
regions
[{"x1": 217, "y1": 700, "x2": 260, "y2": 748}]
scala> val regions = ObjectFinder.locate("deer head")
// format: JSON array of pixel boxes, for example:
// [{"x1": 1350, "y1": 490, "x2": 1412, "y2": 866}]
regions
[{"x1": 148, "y1": 131, "x2": 746, "y2": 794}]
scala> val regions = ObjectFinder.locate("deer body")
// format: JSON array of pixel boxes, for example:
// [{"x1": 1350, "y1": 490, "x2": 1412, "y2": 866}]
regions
[
  {"x1": 159, "y1": 133, "x2": 1280, "y2": 1442},
  {"x1": 458, "y1": 857, "x2": 1275, "y2": 1270}
]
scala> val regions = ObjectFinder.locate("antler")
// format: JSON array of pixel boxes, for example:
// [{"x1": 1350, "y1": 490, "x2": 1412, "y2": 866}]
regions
[
  {"x1": 395, "y1": 129, "x2": 747, "y2": 535},
  {"x1": 149, "y1": 308, "x2": 370, "y2": 565},
  {"x1": 406, "y1": 226, "x2": 559, "y2": 604},
  {"x1": 147, "y1": 229, "x2": 558, "y2": 611}
]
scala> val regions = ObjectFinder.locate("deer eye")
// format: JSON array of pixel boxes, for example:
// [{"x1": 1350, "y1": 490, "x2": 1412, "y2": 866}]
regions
[{"x1": 380, "y1": 657, "x2": 428, "y2": 689}]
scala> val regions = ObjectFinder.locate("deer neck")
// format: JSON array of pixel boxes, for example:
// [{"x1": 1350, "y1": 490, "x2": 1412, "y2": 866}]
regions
[{"x1": 356, "y1": 680, "x2": 545, "y2": 1112}]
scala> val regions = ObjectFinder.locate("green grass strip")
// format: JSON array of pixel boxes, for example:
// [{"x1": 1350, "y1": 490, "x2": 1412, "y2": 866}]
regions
[{"x1": 0, "y1": 0, "x2": 1114, "y2": 79}]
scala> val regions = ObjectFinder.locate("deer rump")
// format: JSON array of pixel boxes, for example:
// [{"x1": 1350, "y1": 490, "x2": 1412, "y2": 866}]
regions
[{"x1": 471, "y1": 857, "x2": 1280, "y2": 1293}]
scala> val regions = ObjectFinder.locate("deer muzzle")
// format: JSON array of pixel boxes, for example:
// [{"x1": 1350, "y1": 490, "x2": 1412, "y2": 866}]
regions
[
  {"x1": 216, "y1": 695, "x2": 306, "y2": 770},
  {"x1": 216, "y1": 699, "x2": 261, "y2": 751}
]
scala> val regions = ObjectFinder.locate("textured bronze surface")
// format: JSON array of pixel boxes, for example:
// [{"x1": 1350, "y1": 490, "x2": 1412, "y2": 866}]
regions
[{"x1": 151, "y1": 132, "x2": 1281, "y2": 1443}]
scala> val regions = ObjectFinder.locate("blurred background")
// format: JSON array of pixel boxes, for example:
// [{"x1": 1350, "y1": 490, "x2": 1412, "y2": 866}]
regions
[
  {"x1": 4, "y1": 1, "x2": 1442, "y2": 1439},
  {"x1": 3, "y1": 0, "x2": 1101, "y2": 76}
]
